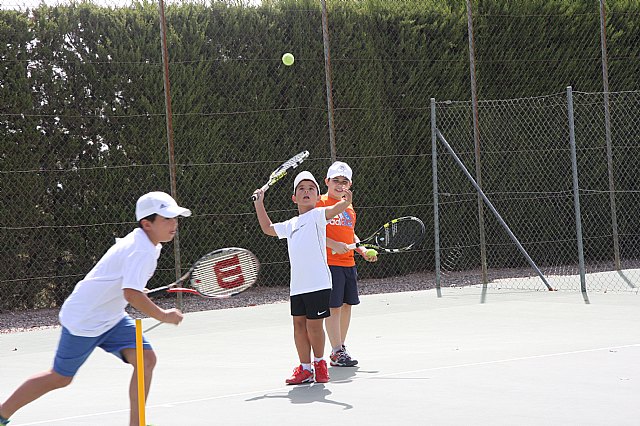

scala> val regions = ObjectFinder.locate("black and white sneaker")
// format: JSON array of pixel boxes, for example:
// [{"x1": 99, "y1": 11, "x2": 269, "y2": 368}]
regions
[{"x1": 330, "y1": 348, "x2": 358, "y2": 367}]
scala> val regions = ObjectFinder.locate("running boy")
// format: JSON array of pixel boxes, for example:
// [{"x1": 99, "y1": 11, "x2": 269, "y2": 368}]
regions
[
  {"x1": 317, "y1": 161, "x2": 377, "y2": 367},
  {"x1": 0, "y1": 191, "x2": 190, "y2": 426},
  {"x1": 253, "y1": 171, "x2": 352, "y2": 385}
]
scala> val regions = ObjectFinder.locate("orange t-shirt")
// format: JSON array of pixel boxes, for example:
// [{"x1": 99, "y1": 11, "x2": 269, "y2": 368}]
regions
[{"x1": 316, "y1": 194, "x2": 357, "y2": 267}]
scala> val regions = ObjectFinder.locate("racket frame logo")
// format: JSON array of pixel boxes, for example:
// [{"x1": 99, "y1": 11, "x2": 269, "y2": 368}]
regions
[{"x1": 212, "y1": 255, "x2": 245, "y2": 289}]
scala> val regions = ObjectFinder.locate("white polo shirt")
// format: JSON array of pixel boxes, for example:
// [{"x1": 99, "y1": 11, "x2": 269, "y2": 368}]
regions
[
  {"x1": 273, "y1": 207, "x2": 332, "y2": 296},
  {"x1": 59, "y1": 228, "x2": 161, "y2": 337}
]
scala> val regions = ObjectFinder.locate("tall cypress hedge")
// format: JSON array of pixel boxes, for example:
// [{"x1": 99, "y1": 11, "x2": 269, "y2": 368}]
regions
[{"x1": 1, "y1": 0, "x2": 639, "y2": 309}]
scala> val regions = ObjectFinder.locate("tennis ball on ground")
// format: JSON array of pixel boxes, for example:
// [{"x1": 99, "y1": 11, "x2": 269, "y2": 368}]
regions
[
  {"x1": 282, "y1": 52, "x2": 295, "y2": 66},
  {"x1": 366, "y1": 249, "x2": 378, "y2": 257}
]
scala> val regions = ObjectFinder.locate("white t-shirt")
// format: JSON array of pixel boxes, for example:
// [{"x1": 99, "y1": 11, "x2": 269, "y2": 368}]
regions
[
  {"x1": 273, "y1": 207, "x2": 332, "y2": 296},
  {"x1": 59, "y1": 228, "x2": 162, "y2": 337}
]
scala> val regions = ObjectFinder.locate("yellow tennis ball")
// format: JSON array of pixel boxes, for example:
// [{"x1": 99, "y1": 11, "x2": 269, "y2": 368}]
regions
[
  {"x1": 282, "y1": 52, "x2": 294, "y2": 66},
  {"x1": 366, "y1": 249, "x2": 378, "y2": 257}
]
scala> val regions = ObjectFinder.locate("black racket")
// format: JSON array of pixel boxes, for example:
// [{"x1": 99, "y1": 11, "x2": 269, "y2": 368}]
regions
[
  {"x1": 349, "y1": 216, "x2": 425, "y2": 253},
  {"x1": 251, "y1": 150, "x2": 309, "y2": 201},
  {"x1": 147, "y1": 247, "x2": 259, "y2": 298}
]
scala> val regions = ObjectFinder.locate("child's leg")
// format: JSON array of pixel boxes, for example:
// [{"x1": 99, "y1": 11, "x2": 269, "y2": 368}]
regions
[
  {"x1": 1, "y1": 325, "x2": 102, "y2": 420},
  {"x1": 327, "y1": 266, "x2": 348, "y2": 351},
  {"x1": 292, "y1": 315, "x2": 312, "y2": 363},
  {"x1": 340, "y1": 303, "x2": 353, "y2": 343},
  {"x1": 0, "y1": 370, "x2": 73, "y2": 418},
  {"x1": 306, "y1": 318, "x2": 326, "y2": 358},
  {"x1": 325, "y1": 307, "x2": 343, "y2": 350},
  {"x1": 121, "y1": 348, "x2": 157, "y2": 426}
]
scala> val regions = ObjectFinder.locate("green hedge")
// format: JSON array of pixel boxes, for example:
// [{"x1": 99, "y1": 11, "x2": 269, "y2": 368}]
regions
[{"x1": 1, "y1": 0, "x2": 639, "y2": 309}]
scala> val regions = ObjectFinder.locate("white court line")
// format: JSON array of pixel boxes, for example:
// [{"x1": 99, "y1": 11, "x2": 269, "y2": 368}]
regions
[
  {"x1": 17, "y1": 343, "x2": 640, "y2": 425},
  {"x1": 365, "y1": 342, "x2": 640, "y2": 380}
]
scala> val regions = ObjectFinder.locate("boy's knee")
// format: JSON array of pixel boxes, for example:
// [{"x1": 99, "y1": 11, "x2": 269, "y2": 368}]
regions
[
  {"x1": 51, "y1": 372, "x2": 74, "y2": 389},
  {"x1": 144, "y1": 350, "x2": 157, "y2": 370}
]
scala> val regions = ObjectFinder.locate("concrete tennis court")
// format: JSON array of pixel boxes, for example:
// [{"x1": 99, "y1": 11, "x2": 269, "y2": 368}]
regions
[{"x1": 1, "y1": 287, "x2": 638, "y2": 425}]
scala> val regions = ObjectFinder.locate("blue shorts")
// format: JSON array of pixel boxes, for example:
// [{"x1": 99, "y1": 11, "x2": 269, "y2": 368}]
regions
[
  {"x1": 53, "y1": 316, "x2": 152, "y2": 377},
  {"x1": 329, "y1": 265, "x2": 360, "y2": 308}
]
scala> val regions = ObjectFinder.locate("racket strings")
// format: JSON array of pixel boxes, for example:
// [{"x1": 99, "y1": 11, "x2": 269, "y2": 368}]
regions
[
  {"x1": 272, "y1": 152, "x2": 308, "y2": 177},
  {"x1": 376, "y1": 219, "x2": 425, "y2": 249},
  {"x1": 191, "y1": 250, "x2": 259, "y2": 297}
]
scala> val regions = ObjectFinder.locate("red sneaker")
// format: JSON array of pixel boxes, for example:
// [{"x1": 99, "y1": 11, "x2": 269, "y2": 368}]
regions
[
  {"x1": 285, "y1": 365, "x2": 314, "y2": 385},
  {"x1": 313, "y1": 359, "x2": 330, "y2": 383}
]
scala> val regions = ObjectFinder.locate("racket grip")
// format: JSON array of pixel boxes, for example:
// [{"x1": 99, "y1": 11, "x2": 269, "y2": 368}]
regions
[
  {"x1": 251, "y1": 184, "x2": 270, "y2": 201},
  {"x1": 146, "y1": 285, "x2": 168, "y2": 295},
  {"x1": 331, "y1": 243, "x2": 359, "y2": 254},
  {"x1": 146, "y1": 283, "x2": 177, "y2": 294}
]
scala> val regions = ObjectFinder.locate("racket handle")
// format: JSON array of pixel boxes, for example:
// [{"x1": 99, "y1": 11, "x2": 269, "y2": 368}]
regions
[
  {"x1": 331, "y1": 243, "x2": 359, "y2": 254},
  {"x1": 251, "y1": 184, "x2": 271, "y2": 201},
  {"x1": 146, "y1": 321, "x2": 163, "y2": 332},
  {"x1": 146, "y1": 283, "x2": 177, "y2": 294},
  {"x1": 147, "y1": 286, "x2": 168, "y2": 294}
]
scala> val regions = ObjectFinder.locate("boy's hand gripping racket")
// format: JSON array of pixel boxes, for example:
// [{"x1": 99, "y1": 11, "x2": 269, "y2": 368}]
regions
[
  {"x1": 251, "y1": 150, "x2": 309, "y2": 201},
  {"x1": 344, "y1": 216, "x2": 426, "y2": 254},
  {"x1": 147, "y1": 247, "x2": 260, "y2": 299}
]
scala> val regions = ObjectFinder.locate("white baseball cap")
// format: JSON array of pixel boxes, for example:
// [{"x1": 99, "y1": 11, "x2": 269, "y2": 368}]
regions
[
  {"x1": 135, "y1": 191, "x2": 192, "y2": 221},
  {"x1": 293, "y1": 171, "x2": 320, "y2": 194},
  {"x1": 326, "y1": 161, "x2": 352, "y2": 181}
]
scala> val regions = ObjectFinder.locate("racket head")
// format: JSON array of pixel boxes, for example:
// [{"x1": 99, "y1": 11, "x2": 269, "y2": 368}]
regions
[
  {"x1": 266, "y1": 150, "x2": 309, "y2": 186},
  {"x1": 363, "y1": 216, "x2": 426, "y2": 252},
  {"x1": 187, "y1": 247, "x2": 260, "y2": 298}
]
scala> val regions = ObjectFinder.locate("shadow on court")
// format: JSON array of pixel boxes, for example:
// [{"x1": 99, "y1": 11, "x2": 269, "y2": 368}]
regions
[{"x1": 246, "y1": 383, "x2": 353, "y2": 410}]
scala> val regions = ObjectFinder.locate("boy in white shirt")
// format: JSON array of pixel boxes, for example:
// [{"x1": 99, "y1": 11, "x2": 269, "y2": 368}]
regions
[
  {"x1": 0, "y1": 191, "x2": 189, "y2": 426},
  {"x1": 253, "y1": 171, "x2": 352, "y2": 384}
]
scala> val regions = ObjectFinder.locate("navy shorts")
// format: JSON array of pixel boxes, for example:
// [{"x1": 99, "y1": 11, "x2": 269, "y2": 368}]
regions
[
  {"x1": 329, "y1": 265, "x2": 360, "y2": 308},
  {"x1": 290, "y1": 289, "x2": 331, "y2": 319},
  {"x1": 53, "y1": 315, "x2": 152, "y2": 377}
]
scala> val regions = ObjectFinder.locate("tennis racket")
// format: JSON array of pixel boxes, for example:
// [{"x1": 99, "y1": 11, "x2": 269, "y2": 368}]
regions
[
  {"x1": 251, "y1": 150, "x2": 309, "y2": 201},
  {"x1": 147, "y1": 247, "x2": 260, "y2": 298},
  {"x1": 348, "y1": 216, "x2": 425, "y2": 254}
]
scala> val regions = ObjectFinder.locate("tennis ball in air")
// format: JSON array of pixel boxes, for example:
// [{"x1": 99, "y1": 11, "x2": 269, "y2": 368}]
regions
[
  {"x1": 366, "y1": 249, "x2": 378, "y2": 257},
  {"x1": 282, "y1": 52, "x2": 295, "y2": 66}
]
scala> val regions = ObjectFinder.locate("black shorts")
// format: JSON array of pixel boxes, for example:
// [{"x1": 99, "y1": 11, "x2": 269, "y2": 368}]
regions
[
  {"x1": 290, "y1": 289, "x2": 331, "y2": 319},
  {"x1": 329, "y1": 265, "x2": 360, "y2": 308}
]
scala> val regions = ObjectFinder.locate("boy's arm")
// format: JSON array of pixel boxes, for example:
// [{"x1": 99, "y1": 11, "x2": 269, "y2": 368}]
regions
[
  {"x1": 353, "y1": 232, "x2": 377, "y2": 262},
  {"x1": 124, "y1": 289, "x2": 183, "y2": 324},
  {"x1": 354, "y1": 233, "x2": 367, "y2": 256},
  {"x1": 253, "y1": 188, "x2": 277, "y2": 237},
  {"x1": 327, "y1": 237, "x2": 350, "y2": 254},
  {"x1": 324, "y1": 189, "x2": 353, "y2": 219}
]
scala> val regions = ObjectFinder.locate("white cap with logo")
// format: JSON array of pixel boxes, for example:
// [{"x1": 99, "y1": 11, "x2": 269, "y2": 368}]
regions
[
  {"x1": 135, "y1": 191, "x2": 192, "y2": 221},
  {"x1": 293, "y1": 171, "x2": 320, "y2": 194},
  {"x1": 326, "y1": 161, "x2": 352, "y2": 181}
]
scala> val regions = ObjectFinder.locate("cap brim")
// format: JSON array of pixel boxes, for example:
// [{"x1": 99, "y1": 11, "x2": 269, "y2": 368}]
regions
[
  {"x1": 326, "y1": 173, "x2": 351, "y2": 181},
  {"x1": 158, "y1": 206, "x2": 192, "y2": 218}
]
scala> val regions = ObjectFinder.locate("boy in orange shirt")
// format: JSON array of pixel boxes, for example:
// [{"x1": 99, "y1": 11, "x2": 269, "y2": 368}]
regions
[{"x1": 317, "y1": 161, "x2": 377, "y2": 367}]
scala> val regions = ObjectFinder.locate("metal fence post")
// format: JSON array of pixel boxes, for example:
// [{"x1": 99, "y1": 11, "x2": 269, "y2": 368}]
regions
[
  {"x1": 599, "y1": 0, "x2": 621, "y2": 270},
  {"x1": 158, "y1": 0, "x2": 183, "y2": 307},
  {"x1": 567, "y1": 86, "x2": 587, "y2": 298},
  {"x1": 320, "y1": 0, "x2": 337, "y2": 162},
  {"x1": 431, "y1": 98, "x2": 442, "y2": 297},
  {"x1": 466, "y1": 0, "x2": 488, "y2": 284}
]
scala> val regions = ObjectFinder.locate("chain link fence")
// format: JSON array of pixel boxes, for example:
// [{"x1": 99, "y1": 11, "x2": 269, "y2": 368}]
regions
[
  {"x1": 1, "y1": 0, "x2": 639, "y2": 312},
  {"x1": 434, "y1": 90, "x2": 640, "y2": 292}
]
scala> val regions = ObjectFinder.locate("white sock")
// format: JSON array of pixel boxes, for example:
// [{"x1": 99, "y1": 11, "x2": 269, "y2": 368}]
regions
[
  {"x1": 302, "y1": 363, "x2": 312, "y2": 371},
  {"x1": 314, "y1": 357, "x2": 323, "y2": 363}
]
